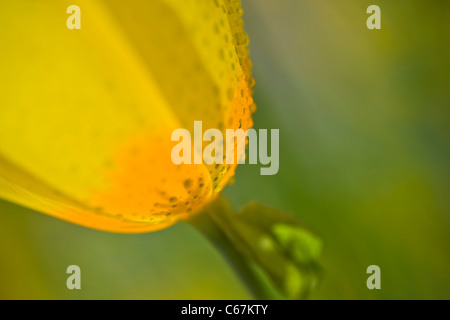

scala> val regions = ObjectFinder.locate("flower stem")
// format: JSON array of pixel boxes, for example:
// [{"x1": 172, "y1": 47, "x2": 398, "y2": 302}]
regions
[{"x1": 187, "y1": 201, "x2": 276, "y2": 300}]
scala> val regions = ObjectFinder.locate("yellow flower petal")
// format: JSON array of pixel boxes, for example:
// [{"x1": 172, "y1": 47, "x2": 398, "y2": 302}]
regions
[{"x1": 0, "y1": 0, "x2": 254, "y2": 232}]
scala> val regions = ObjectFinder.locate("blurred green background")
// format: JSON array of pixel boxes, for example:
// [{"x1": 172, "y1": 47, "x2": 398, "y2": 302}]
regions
[{"x1": 0, "y1": 0, "x2": 449, "y2": 299}]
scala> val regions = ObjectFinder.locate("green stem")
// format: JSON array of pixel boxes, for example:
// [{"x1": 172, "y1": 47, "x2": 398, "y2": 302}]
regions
[{"x1": 187, "y1": 208, "x2": 275, "y2": 300}]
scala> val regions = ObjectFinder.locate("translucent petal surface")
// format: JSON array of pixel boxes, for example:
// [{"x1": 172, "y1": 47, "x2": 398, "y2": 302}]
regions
[{"x1": 0, "y1": 0, "x2": 254, "y2": 232}]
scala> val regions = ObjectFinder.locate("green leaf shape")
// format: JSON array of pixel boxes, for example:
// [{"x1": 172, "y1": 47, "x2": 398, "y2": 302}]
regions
[{"x1": 189, "y1": 196, "x2": 322, "y2": 300}]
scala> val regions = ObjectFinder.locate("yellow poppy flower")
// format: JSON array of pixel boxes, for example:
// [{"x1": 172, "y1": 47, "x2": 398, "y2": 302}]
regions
[
  {"x1": 0, "y1": 0, "x2": 322, "y2": 300},
  {"x1": 0, "y1": 0, "x2": 255, "y2": 233}
]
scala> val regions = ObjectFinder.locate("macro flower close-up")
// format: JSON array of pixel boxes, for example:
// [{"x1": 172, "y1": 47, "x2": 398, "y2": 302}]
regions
[
  {"x1": 0, "y1": 0, "x2": 449, "y2": 304},
  {"x1": 0, "y1": 0, "x2": 322, "y2": 301}
]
